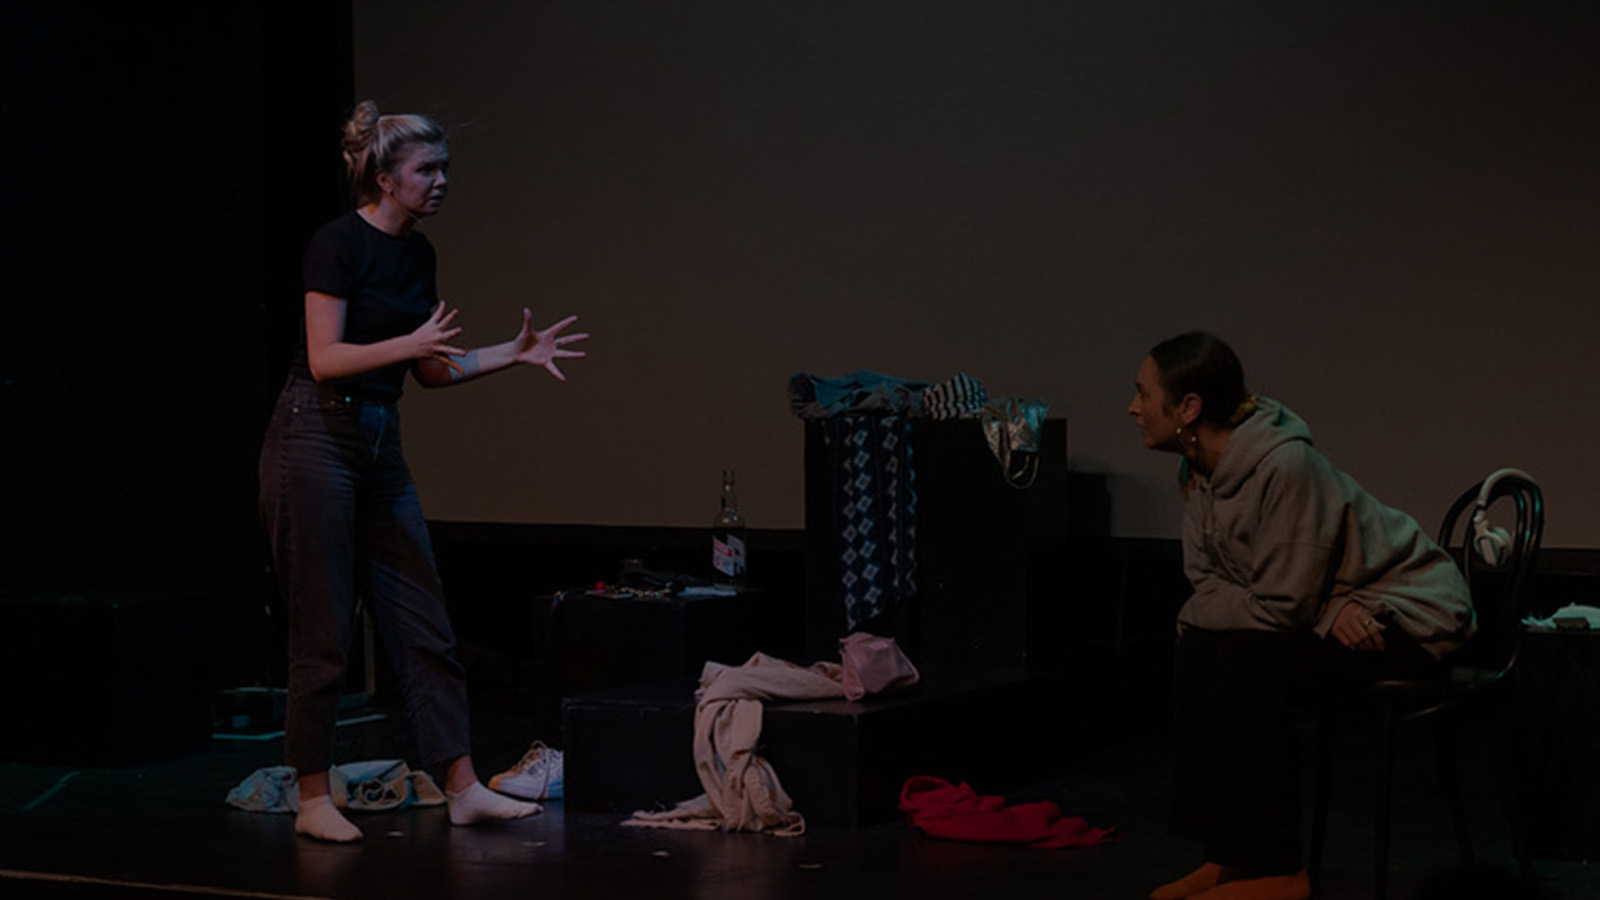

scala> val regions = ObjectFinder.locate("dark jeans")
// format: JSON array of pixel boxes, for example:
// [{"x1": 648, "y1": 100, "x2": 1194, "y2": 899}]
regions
[
  {"x1": 259, "y1": 374, "x2": 470, "y2": 775},
  {"x1": 1170, "y1": 627, "x2": 1441, "y2": 875}
]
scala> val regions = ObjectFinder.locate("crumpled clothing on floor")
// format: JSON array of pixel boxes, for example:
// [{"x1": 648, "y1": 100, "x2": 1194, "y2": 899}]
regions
[
  {"x1": 225, "y1": 759, "x2": 445, "y2": 814},
  {"x1": 899, "y1": 775, "x2": 1117, "y2": 849},
  {"x1": 623, "y1": 653, "x2": 847, "y2": 836}
]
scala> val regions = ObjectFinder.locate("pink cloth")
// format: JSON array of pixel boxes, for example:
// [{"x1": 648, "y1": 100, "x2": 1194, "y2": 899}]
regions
[
  {"x1": 899, "y1": 775, "x2": 1118, "y2": 849},
  {"x1": 840, "y1": 632, "x2": 920, "y2": 701}
]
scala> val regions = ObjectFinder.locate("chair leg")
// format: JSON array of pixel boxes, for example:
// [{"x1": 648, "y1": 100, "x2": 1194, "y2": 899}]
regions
[
  {"x1": 1431, "y1": 715, "x2": 1475, "y2": 865},
  {"x1": 1375, "y1": 700, "x2": 1397, "y2": 900},
  {"x1": 1491, "y1": 693, "x2": 1535, "y2": 880},
  {"x1": 1308, "y1": 710, "x2": 1336, "y2": 887}
]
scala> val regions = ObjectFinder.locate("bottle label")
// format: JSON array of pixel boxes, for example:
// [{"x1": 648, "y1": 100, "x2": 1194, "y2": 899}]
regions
[{"x1": 713, "y1": 533, "x2": 746, "y2": 579}]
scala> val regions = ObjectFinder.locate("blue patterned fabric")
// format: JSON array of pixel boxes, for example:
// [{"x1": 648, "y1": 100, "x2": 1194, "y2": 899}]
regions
[
  {"x1": 823, "y1": 415, "x2": 918, "y2": 628},
  {"x1": 789, "y1": 371, "x2": 928, "y2": 420}
]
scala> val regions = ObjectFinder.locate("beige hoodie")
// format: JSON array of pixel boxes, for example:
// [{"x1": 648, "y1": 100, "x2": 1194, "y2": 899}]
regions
[{"x1": 1176, "y1": 397, "x2": 1474, "y2": 660}]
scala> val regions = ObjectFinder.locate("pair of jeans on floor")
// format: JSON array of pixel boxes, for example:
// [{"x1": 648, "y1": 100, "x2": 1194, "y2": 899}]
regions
[{"x1": 259, "y1": 374, "x2": 469, "y2": 775}]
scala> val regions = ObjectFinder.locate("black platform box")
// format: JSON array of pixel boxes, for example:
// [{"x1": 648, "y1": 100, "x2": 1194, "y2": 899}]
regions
[
  {"x1": 562, "y1": 679, "x2": 703, "y2": 816},
  {"x1": 1, "y1": 590, "x2": 213, "y2": 766},
  {"x1": 562, "y1": 666, "x2": 1061, "y2": 827},
  {"x1": 803, "y1": 418, "x2": 1071, "y2": 669},
  {"x1": 1517, "y1": 629, "x2": 1600, "y2": 860}
]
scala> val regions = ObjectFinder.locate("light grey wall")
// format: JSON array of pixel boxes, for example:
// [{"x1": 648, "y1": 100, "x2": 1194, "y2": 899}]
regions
[{"x1": 354, "y1": 2, "x2": 1599, "y2": 544}]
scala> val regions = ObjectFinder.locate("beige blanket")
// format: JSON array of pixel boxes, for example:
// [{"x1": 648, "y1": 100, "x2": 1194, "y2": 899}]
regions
[{"x1": 623, "y1": 653, "x2": 845, "y2": 835}]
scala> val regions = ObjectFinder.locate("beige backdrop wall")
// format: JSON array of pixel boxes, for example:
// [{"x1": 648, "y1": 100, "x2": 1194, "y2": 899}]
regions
[{"x1": 350, "y1": 2, "x2": 1598, "y2": 544}]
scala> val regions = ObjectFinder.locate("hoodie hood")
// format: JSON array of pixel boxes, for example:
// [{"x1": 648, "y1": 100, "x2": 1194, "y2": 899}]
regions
[{"x1": 1209, "y1": 396, "x2": 1312, "y2": 498}]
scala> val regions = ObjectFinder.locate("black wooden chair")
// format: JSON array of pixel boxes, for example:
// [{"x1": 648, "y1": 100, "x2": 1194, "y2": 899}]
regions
[{"x1": 1307, "y1": 470, "x2": 1543, "y2": 899}]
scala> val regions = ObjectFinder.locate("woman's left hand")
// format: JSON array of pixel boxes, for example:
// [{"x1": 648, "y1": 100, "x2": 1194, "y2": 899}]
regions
[
  {"x1": 1331, "y1": 603, "x2": 1387, "y2": 653},
  {"x1": 511, "y1": 308, "x2": 589, "y2": 380}
]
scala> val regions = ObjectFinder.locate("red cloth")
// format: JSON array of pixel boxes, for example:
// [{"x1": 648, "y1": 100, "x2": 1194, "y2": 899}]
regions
[{"x1": 898, "y1": 775, "x2": 1118, "y2": 849}]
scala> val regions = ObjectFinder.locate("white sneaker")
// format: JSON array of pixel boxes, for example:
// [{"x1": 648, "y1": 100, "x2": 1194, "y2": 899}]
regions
[{"x1": 488, "y1": 741, "x2": 564, "y2": 800}]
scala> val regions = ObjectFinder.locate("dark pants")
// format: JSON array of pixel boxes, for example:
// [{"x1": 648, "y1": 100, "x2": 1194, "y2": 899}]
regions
[
  {"x1": 259, "y1": 374, "x2": 470, "y2": 775},
  {"x1": 1170, "y1": 627, "x2": 1440, "y2": 875}
]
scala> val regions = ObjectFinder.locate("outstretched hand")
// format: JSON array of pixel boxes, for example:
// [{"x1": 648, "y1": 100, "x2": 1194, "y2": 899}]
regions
[
  {"x1": 511, "y1": 308, "x2": 589, "y2": 380},
  {"x1": 412, "y1": 302, "x2": 466, "y2": 374}
]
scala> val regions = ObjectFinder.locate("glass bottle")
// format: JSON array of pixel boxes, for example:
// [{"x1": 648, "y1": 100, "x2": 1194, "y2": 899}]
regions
[{"x1": 712, "y1": 469, "x2": 747, "y2": 588}]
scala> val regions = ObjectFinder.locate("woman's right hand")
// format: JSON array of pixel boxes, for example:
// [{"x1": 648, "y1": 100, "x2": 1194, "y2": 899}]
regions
[
  {"x1": 1331, "y1": 602, "x2": 1387, "y2": 653},
  {"x1": 412, "y1": 302, "x2": 466, "y2": 373}
]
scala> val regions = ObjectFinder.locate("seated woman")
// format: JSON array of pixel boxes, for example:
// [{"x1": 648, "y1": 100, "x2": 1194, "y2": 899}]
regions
[{"x1": 1128, "y1": 332, "x2": 1473, "y2": 900}]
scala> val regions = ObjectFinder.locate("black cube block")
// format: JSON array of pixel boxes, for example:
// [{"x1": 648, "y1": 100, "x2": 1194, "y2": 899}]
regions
[
  {"x1": 561, "y1": 666, "x2": 1061, "y2": 827},
  {"x1": 562, "y1": 681, "x2": 701, "y2": 814},
  {"x1": 762, "y1": 667, "x2": 1061, "y2": 827},
  {"x1": 1517, "y1": 630, "x2": 1600, "y2": 860},
  {"x1": 2, "y1": 590, "x2": 213, "y2": 766}
]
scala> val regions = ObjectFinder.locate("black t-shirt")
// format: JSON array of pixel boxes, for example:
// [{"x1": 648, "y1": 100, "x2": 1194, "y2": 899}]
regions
[{"x1": 291, "y1": 210, "x2": 439, "y2": 398}]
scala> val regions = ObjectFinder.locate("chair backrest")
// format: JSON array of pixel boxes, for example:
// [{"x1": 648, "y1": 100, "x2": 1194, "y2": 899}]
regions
[{"x1": 1436, "y1": 471, "x2": 1544, "y2": 673}]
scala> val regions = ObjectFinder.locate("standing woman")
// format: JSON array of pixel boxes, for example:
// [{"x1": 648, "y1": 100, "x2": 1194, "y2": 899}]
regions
[
  {"x1": 259, "y1": 100, "x2": 587, "y2": 842},
  {"x1": 1128, "y1": 332, "x2": 1472, "y2": 900}
]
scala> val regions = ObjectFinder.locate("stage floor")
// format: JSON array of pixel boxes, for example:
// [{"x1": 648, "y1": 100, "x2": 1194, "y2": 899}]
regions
[{"x1": 1, "y1": 687, "x2": 1593, "y2": 900}]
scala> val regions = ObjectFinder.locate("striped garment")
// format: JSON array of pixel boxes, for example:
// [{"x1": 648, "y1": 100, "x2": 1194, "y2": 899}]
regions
[{"x1": 922, "y1": 373, "x2": 987, "y2": 420}]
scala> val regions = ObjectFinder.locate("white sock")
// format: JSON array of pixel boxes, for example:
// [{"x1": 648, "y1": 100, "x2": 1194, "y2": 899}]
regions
[
  {"x1": 295, "y1": 794, "x2": 362, "y2": 843},
  {"x1": 448, "y1": 781, "x2": 542, "y2": 825}
]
